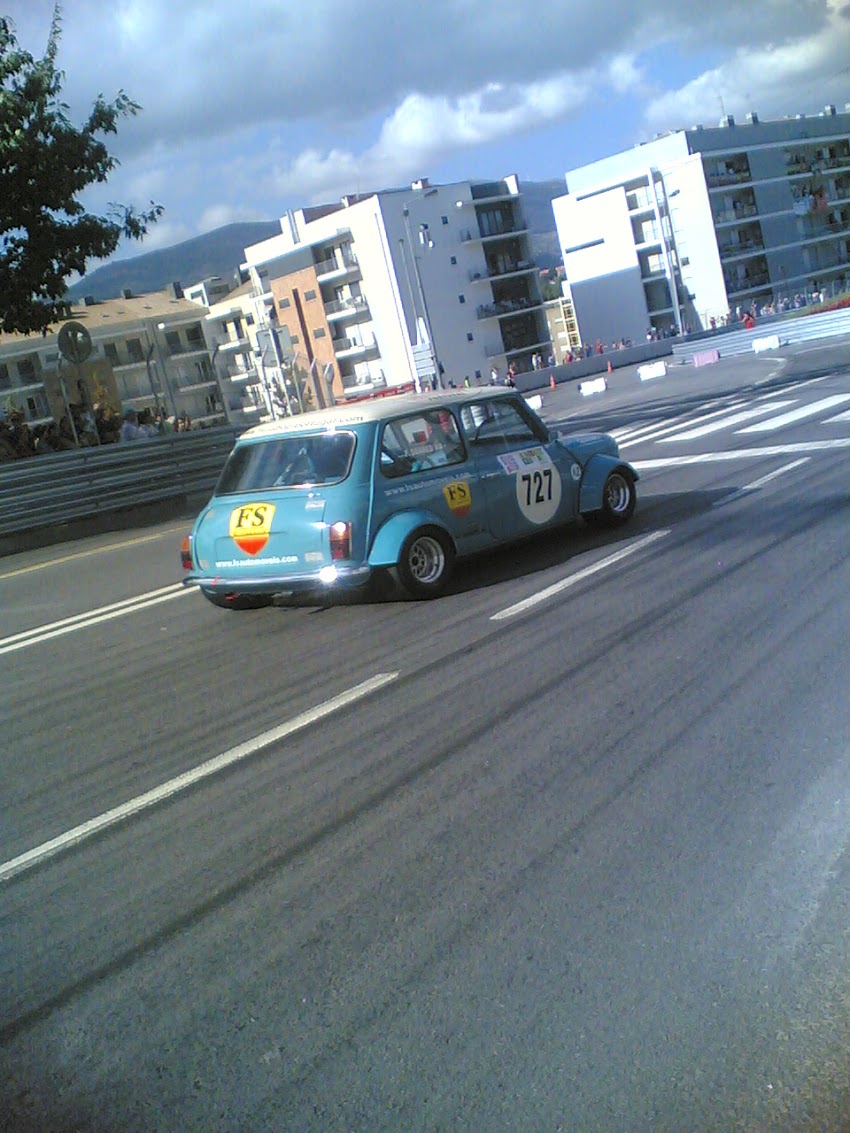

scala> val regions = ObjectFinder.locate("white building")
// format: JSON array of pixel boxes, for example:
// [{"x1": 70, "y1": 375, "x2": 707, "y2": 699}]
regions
[
  {"x1": 242, "y1": 176, "x2": 550, "y2": 399},
  {"x1": 552, "y1": 105, "x2": 850, "y2": 345}
]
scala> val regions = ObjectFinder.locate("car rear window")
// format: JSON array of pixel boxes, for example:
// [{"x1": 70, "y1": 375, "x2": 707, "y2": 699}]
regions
[{"x1": 216, "y1": 432, "x2": 356, "y2": 493}]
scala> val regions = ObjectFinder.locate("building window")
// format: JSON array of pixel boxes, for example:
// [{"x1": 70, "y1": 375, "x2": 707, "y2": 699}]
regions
[
  {"x1": 450, "y1": 256, "x2": 457, "y2": 265},
  {"x1": 290, "y1": 335, "x2": 300, "y2": 345},
  {"x1": 127, "y1": 338, "x2": 144, "y2": 363},
  {"x1": 441, "y1": 216, "x2": 449, "y2": 225},
  {"x1": 165, "y1": 330, "x2": 182, "y2": 354},
  {"x1": 314, "y1": 328, "x2": 326, "y2": 338},
  {"x1": 304, "y1": 289, "x2": 317, "y2": 301},
  {"x1": 467, "y1": 332, "x2": 474, "y2": 341},
  {"x1": 246, "y1": 313, "x2": 254, "y2": 325},
  {"x1": 104, "y1": 343, "x2": 119, "y2": 365},
  {"x1": 278, "y1": 297, "x2": 291, "y2": 309},
  {"x1": 186, "y1": 325, "x2": 204, "y2": 347},
  {"x1": 475, "y1": 370, "x2": 481, "y2": 380},
  {"x1": 17, "y1": 357, "x2": 36, "y2": 381},
  {"x1": 458, "y1": 295, "x2": 465, "y2": 304}
]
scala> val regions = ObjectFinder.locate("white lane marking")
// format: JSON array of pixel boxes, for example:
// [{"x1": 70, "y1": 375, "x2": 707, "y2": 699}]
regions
[
  {"x1": 738, "y1": 394, "x2": 850, "y2": 433},
  {"x1": 660, "y1": 402, "x2": 794, "y2": 442},
  {"x1": 632, "y1": 437, "x2": 850, "y2": 470},
  {"x1": 0, "y1": 525, "x2": 188, "y2": 581},
  {"x1": 492, "y1": 530, "x2": 669, "y2": 621},
  {"x1": 822, "y1": 408, "x2": 850, "y2": 422},
  {"x1": 618, "y1": 401, "x2": 749, "y2": 448},
  {"x1": 0, "y1": 584, "x2": 191, "y2": 656},
  {"x1": 0, "y1": 672, "x2": 400, "y2": 885},
  {"x1": 712, "y1": 458, "x2": 811, "y2": 508}
]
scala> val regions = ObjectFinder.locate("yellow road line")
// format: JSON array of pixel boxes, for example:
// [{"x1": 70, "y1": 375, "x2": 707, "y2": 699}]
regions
[{"x1": 0, "y1": 524, "x2": 187, "y2": 581}]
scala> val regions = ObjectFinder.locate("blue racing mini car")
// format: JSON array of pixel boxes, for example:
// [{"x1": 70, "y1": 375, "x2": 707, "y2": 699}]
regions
[{"x1": 181, "y1": 387, "x2": 638, "y2": 606}]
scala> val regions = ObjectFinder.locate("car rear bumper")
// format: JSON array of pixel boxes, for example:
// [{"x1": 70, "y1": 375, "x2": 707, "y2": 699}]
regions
[{"x1": 183, "y1": 563, "x2": 372, "y2": 597}]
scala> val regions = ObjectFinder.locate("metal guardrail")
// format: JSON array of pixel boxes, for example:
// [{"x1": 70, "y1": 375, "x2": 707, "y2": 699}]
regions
[
  {"x1": 672, "y1": 307, "x2": 850, "y2": 362},
  {"x1": 0, "y1": 427, "x2": 238, "y2": 538}
]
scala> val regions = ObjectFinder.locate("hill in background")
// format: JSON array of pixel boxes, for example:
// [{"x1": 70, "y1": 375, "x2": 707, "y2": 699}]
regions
[{"x1": 65, "y1": 180, "x2": 566, "y2": 302}]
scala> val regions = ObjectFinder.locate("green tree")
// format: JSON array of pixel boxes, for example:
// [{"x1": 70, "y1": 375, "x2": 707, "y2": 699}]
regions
[{"x1": 0, "y1": 6, "x2": 162, "y2": 334}]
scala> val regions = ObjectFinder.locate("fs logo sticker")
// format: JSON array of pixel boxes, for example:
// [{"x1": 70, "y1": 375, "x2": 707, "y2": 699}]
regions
[
  {"x1": 229, "y1": 503, "x2": 276, "y2": 555},
  {"x1": 443, "y1": 481, "x2": 472, "y2": 517}
]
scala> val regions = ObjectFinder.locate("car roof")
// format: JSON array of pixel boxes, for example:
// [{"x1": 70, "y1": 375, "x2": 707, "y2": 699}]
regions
[{"x1": 240, "y1": 387, "x2": 518, "y2": 439}]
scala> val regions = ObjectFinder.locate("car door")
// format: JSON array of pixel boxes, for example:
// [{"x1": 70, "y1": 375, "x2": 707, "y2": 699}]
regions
[
  {"x1": 460, "y1": 395, "x2": 578, "y2": 541},
  {"x1": 371, "y1": 406, "x2": 495, "y2": 554}
]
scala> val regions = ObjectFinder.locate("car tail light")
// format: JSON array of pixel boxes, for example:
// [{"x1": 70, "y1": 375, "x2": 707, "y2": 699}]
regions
[
  {"x1": 328, "y1": 521, "x2": 351, "y2": 561},
  {"x1": 180, "y1": 535, "x2": 193, "y2": 570}
]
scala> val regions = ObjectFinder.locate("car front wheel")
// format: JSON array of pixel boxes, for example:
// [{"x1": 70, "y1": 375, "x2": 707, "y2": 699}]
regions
[
  {"x1": 395, "y1": 526, "x2": 455, "y2": 599},
  {"x1": 584, "y1": 469, "x2": 636, "y2": 527}
]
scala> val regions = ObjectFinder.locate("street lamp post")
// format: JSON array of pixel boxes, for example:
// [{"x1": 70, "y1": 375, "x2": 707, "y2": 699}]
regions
[{"x1": 402, "y1": 195, "x2": 442, "y2": 389}]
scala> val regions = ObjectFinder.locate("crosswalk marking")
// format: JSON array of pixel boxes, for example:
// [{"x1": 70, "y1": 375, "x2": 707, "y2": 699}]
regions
[
  {"x1": 660, "y1": 401, "x2": 793, "y2": 442},
  {"x1": 616, "y1": 400, "x2": 748, "y2": 447},
  {"x1": 737, "y1": 394, "x2": 850, "y2": 434}
]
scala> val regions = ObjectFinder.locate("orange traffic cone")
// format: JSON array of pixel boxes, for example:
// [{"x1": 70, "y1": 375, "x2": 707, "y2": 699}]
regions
[{"x1": 549, "y1": 373, "x2": 556, "y2": 389}]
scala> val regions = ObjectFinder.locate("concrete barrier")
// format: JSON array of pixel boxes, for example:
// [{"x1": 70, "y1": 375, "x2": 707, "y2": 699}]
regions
[
  {"x1": 524, "y1": 394, "x2": 543, "y2": 412},
  {"x1": 752, "y1": 334, "x2": 781, "y2": 353},
  {"x1": 692, "y1": 349, "x2": 721, "y2": 367},
  {"x1": 578, "y1": 377, "x2": 607, "y2": 397},
  {"x1": 638, "y1": 360, "x2": 667, "y2": 381}
]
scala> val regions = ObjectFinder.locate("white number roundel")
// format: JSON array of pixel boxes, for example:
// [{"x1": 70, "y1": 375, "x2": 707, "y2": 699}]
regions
[{"x1": 515, "y1": 456, "x2": 561, "y2": 524}]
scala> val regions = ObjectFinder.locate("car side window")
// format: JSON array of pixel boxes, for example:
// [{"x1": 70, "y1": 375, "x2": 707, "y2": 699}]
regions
[
  {"x1": 460, "y1": 399, "x2": 545, "y2": 446},
  {"x1": 380, "y1": 409, "x2": 466, "y2": 479}
]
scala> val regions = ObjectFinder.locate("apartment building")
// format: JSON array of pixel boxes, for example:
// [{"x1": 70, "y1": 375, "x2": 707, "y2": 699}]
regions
[
  {"x1": 0, "y1": 284, "x2": 229, "y2": 427},
  {"x1": 242, "y1": 175, "x2": 550, "y2": 397},
  {"x1": 552, "y1": 105, "x2": 850, "y2": 345}
]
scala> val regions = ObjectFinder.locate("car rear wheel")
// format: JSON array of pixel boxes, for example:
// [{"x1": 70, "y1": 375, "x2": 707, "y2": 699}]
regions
[
  {"x1": 395, "y1": 526, "x2": 455, "y2": 599},
  {"x1": 201, "y1": 589, "x2": 272, "y2": 611}
]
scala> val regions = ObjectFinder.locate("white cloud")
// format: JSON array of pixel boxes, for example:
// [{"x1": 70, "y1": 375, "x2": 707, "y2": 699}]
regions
[{"x1": 6, "y1": 0, "x2": 849, "y2": 248}]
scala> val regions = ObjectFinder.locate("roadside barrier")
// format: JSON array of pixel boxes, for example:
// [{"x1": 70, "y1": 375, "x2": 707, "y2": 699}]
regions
[
  {"x1": 0, "y1": 427, "x2": 237, "y2": 539},
  {"x1": 638, "y1": 361, "x2": 667, "y2": 381}
]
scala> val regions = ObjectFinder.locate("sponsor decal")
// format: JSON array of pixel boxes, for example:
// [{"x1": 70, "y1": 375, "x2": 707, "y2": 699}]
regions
[
  {"x1": 229, "y1": 502, "x2": 276, "y2": 555},
  {"x1": 443, "y1": 480, "x2": 472, "y2": 517}
]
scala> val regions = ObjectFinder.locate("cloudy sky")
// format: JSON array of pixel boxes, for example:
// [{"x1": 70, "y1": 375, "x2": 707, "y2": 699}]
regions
[{"x1": 7, "y1": 0, "x2": 850, "y2": 264}]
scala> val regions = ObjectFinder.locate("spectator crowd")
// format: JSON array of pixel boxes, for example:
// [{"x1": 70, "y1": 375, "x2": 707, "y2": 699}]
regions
[{"x1": 0, "y1": 401, "x2": 196, "y2": 461}]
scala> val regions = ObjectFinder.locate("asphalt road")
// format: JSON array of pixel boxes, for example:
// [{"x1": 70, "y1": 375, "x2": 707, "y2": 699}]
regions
[{"x1": 2, "y1": 341, "x2": 850, "y2": 1131}]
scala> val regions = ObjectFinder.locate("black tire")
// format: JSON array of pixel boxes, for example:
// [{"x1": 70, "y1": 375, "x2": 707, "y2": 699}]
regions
[
  {"x1": 201, "y1": 589, "x2": 272, "y2": 611},
  {"x1": 597, "y1": 469, "x2": 636, "y2": 526},
  {"x1": 395, "y1": 526, "x2": 455, "y2": 599}
]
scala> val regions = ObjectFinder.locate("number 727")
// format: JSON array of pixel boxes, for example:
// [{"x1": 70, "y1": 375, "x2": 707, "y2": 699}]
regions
[{"x1": 520, "y1": 467, "x2": 552, "y2": 505}]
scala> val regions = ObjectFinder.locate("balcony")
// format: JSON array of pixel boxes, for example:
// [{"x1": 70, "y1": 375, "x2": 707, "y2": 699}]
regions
[
  {"x1": 315, "y1": 252, "x2": 360, "y2": 282},
  {"x1": 460, "y1": 217, "x2": 529, "y2": 243},
  {"x1": 713, "y1": 204, "x2": 758, "y2": 226},
  {"x1": 718, "y1": 238, "x2": 765, "y2": 259},
  {"x1": 215, "y1": 334, "x2": 251, "y2": 355},
  {"x1": 468, "y1": 259, "x2": 534, "y2": 283},
  {"x1": 476, "y1": 295, "x2": 544, "y2": 320},
  {"x1": 334, "y1": 333, "x2": 378, "y2": 360},
  {"x1": 324, "y1": 295, "x2": 370, "y2": 322},
  {"x1": 725, "y1": 271, "x2": 770, "y2": 294}
]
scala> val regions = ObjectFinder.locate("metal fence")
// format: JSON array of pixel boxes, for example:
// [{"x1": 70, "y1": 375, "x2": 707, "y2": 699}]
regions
[{"x1": 0, "y1": 427, "x2": 237, "y2": 538}]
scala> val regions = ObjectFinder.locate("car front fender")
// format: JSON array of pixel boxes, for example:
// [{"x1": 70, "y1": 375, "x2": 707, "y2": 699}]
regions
[
  {"x1": 368, "y1": 509, "x2": 452, "y2": 567},
  {"x1": 578, "y1": 454, "x2": 639, "y2": 514}
]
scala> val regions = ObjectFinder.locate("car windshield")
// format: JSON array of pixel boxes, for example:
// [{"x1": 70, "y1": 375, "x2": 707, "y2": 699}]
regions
[{"x1": 216, "y1": 431, "x2": 356, "y2": 493}]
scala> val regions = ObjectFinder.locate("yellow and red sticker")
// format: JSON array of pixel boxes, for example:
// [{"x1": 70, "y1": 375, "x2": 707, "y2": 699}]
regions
[
  {"x1": 443, "y1": 481, "x2": 472, "y2": 517},
  {"x1": 229, "y1": 502, "x2": 276, "y2": 556}
]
